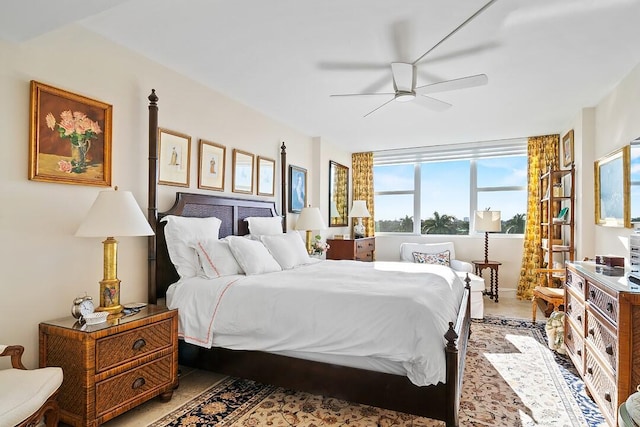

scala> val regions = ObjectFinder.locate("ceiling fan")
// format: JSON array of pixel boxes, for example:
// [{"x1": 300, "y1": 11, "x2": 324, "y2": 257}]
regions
[{"x1": 329, "y1": 0, "x2": 498, "y2": 117}]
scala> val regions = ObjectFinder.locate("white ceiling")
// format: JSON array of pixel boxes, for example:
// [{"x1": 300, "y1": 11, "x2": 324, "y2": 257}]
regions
[{"x1": 4, "y1": 0, "x2": 640, "y2": 152}]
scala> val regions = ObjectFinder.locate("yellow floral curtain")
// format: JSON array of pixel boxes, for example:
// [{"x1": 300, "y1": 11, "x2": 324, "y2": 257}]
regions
[
  {"x1": 352, "y1": 152, "x2": 374, "y2": 237},
  {"x1": 517, "y1": 134, "x2": 560, "y2": 300}
]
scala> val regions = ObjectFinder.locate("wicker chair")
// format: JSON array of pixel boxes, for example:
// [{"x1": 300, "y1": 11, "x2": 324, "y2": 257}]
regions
[{"x1": 0, "y1": 345, "x2": 63, "y2": 427}]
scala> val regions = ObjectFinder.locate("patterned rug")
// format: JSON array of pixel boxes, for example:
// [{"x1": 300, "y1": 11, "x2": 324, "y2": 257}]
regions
[{"x1": 151, "y1": 317, "x2": 605, "y2": 426}]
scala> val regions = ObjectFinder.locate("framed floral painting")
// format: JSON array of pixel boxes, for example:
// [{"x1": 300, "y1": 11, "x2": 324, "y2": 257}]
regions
[
  {"x1": 29, "y1": 81, "x2": 112, "y2": 186},
  {"x1": 198, "y1": 139, "x2": 226, "y2": 191},
  {"x1": 159, "y1": 128, "x2": 191, "y2": 187}
]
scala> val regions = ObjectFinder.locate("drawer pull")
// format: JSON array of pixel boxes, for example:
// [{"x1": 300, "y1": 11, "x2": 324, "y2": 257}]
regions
[
  {"x1": 577, "y1": 315, "x2": 582, "y2": 322},
  {"x1": 567, "y1": 333, "x2": 572, "y2": 341},
  {"x1": 587, "y1": 367, "x2": 593, "y2": 375},
  {"x1": 578, "y1": 281, "x2": 583, "y2": 289},
  {"x1": 567, "y1": 303, "x2": 572, "y2": 311},
  {"x1": 604, "y1": 392, "x2": 612, "y2": 402},
  {"x1": 606, "y1": 345, "x2": 614, "y2": 355},
  {"x1": 588, "y1": 328, "x2": 594, "y2": 336},
  {"x1": 132, "y1": 377, "x2": 146, "y2": 389},
  {"x1": 577, "y1": 349, "x2": 582, "y2": 356},
  {"x1": 606, "y1": 302, "x2": 613, "y2": 313},
  {"x1": 132, "y1": 338, "x2": 147, "y2": 351},
  {"x1": 590, "y1": 290, "x2": 596, "y2": 299}
]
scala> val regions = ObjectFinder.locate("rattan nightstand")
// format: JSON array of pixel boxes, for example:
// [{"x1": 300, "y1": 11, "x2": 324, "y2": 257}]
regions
[{"x1": 39, "y1": 305, "x2": 178, "y2": 426}]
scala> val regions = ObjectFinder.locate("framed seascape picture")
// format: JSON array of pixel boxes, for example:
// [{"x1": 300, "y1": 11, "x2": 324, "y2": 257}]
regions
[
  {"x1": 594, "y1": 145, "x2": 630, "y2": 227},
  {"x1": 562, "y1": 129, "x2": 574, "y2": 167},
  {"x1": 159, "y1": 128, "x2": 191, "y2": 187},
  {"x1": 29, "y1": 81, "x2": 112, "y2": 186},
  {"x1": 257, "y1": 156, "x2": 275, "y2": 196},
  {"x1": 289, "y1": 165, "x2": 307, "y2": 213},
  {"x1": 232, "y1": 149, "x2": 254, "y2": 194},
  {"x1": 198, "y1": 139, "x2": 225, "y2": 191}
]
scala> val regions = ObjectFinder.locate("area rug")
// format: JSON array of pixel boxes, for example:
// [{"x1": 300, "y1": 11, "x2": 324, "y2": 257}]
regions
[{"x1": 151, "y1": 317, "x2": 605, "y2": 426}]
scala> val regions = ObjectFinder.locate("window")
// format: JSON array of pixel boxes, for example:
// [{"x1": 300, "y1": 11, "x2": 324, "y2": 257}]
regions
[{"x1": 373, "y1": 139, "x2": 527, "y2": 235}]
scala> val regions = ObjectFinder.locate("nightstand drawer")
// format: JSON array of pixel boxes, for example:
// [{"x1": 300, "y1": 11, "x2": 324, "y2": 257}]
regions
[
  {"x1": 95, "y1": 354, "x2": 172, "y2": 417},
  {"x1": 355, "y1": 238, "x2": 375, "y2": 254},
  {"x1": 96, "y1": 319, "x2": 172, "y2": 373}
]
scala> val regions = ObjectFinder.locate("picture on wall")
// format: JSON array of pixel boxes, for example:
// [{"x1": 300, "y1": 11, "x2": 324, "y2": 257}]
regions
[
  {"x1": 257, "y1": 156, "x2": 275, "y2": 196},
  {"x1": 159, "y1": 128, "x2": 191, "y2": 187},
  {"x1": 595, "y1": 145, "x2": 630, "y2": 227},
  {"x1": 289, "y1": 165, "x2": 307, "y2": 213},
  {"x1": 198, "y1": 139, "x2": 225, "y2": 191},
  {"x1": 29, "y1": 80, "x2": 112, "y2": 186},
  {"x1": 562, "y1": 129, "x2": 574, "y2": 167},
  {"x1": 232, "y1": 149, "x2": 255, "y2": 194}
]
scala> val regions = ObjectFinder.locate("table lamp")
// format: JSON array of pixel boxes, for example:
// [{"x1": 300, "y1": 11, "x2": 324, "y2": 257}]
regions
[
  {"x1": 349, "y1": 200, "x2": 371, "y2": 239},
  {"x1": 295, "y1": 206, "x2": 326, "y2": 254},
  {"x1": 475, "y1": 210, "x2": 501, "y2": 263},
  {"x1": 75, "y1": 187, "x2": 154, "y2": 314}
]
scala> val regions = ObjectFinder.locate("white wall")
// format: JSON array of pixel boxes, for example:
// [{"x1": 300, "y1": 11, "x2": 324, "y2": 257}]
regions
[{"x1": 0, "y1": 26, "x2": 347, "y2": 368}]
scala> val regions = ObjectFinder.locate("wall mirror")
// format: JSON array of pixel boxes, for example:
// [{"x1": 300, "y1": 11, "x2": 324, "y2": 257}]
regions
[
  {"x1": 630, "y1": 137, "x2": 640, "y2": 224},
  {"x1": 329, "y1": 161, "x2": 349, "y2": 227},
  {"x1": 595, "y1": 145, "x2": 630, "y2": 227}
]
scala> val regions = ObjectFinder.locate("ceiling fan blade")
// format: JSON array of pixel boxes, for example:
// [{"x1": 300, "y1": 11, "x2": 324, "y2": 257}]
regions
[
  {"x1": 330, "y1": 92, "x2": 396, "y2": 98},
  {"x1": 416, "y1": 74, "x2": 488, "y2": 95},
  {"x1": 317, "y1": 61, "x2": 388, "y2": 71},
  {"x1": 390, "y1": 20, "x2": 413, "y2": 62},
  {"x1": 412, "y1": 0, "x2": 499, "y2": 65},
  {"x1": 422, "y1": 42, "x2": 499, "y2": 65},
  {"x1": 391, "y1": 62, "x2": 415, "y2": 92},
  {"x1": 363, "y1": 97, "x2": 396, "y2": 118},
  {"x1": 413, "y1": 95, "x2": 452, "y2": 112}
]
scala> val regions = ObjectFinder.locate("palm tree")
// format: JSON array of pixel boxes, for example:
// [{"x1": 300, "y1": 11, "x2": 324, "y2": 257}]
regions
[
  {"x1": 399, "y1": 215, "x2": 413, "y2": 232},
  {"x1": 421, "y1": 211, "x2": 458, "y2": 234},
  {"x1": 505, "y1": 213, "x2": 526, "y2": 234}
]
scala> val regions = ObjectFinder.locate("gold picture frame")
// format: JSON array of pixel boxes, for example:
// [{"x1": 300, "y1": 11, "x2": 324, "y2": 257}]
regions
[
  {"x1": 29, "y1": 81, "x2": 112, "y2": 186},
  {"x1": 594, "y1": 145, "x2": 630, "y2": 227},
  {"x1": 329, "y1": 160, "x2": 349, "y2": 226},
  {"x1": 562, "y1": 129, "x2": 574, "y2": 167},
  {"x1": 232, "y1": 149, "x2": 254, "y2": 194},
  {"x1": 159, "y1": 128, "x2": 191, "y2": 187},
  {"x1": 257, "y1": 156, "x2": 275, "y2": 196},
  {"x1": 198, "y1": 139, "x2": 225, "y2": 191}
]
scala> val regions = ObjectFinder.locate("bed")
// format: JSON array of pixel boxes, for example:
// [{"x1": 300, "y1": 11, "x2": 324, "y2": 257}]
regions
[{"x1": 145, "y1": 90, "x2": 471, "y2": 426}]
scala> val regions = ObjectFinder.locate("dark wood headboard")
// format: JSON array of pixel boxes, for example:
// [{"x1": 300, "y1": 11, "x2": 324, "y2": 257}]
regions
[{"x1": 147, "y1": 90, "x2": 287, "y2": 303}]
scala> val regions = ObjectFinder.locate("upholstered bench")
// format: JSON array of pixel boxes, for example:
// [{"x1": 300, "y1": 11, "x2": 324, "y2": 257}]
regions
[{"x1": 399, "y1": 242, "x2": 485, "y2": 319}]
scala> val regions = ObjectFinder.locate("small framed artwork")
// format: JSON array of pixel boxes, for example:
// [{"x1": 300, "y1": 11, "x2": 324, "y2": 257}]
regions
[
  {"x1": 198, "y1": 139, "x2": 226, "y2": 191},
  {"x1": 562, "y1": 130, "x2": 574, "y2": 167},
  {"x1": 257, "y1": 156, "x2": 275, "y2": 196},
  {"x1": 29, "y1": 80, "x2": 112, "y2": 186},
  {"x1": 289, "y1": 165, "x2": 307, "y2": 213},
  {"x1": 594, "y1": 145, "x2": 630, "y2": 227},
  {"x1": 232, "y1": 149, "x2": 255, "y2": 194},
  {"x1": 159, "y1": 128, "x2": 191, "y2": 187}
]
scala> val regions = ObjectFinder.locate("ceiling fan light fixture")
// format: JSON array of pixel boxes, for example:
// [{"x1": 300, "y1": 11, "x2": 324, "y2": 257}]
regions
[{"x1": 395, "y1": 92, "x2": 415, "y2": 102}]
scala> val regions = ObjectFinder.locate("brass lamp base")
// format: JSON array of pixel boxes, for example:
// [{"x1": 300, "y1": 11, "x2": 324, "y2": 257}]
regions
[{"x1": 305, "y1": 230, "x2": 313, "y2": 254}]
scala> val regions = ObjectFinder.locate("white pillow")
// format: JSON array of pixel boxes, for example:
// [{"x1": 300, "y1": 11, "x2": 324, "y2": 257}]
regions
[
  {"x1": 260, "y1": 233, "x2": 311, "y2": 270},
  {"x1": 227, "y1": 236, "x2": 282, "y2": 275},
  {"x1": 245, "y1": 216, "x2": 283, "y2": 237},
  {"x1": 161, "y1": 215, "x2": 222, "y2": 278},
  {"x1": 193, "y1": 239, "x2": 243, "y2": 278}
]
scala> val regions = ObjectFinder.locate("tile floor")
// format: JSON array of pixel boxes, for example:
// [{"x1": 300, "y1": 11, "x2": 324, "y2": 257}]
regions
[{"x1": 92, "y1": 288, "x2": 542, "y2": 426}]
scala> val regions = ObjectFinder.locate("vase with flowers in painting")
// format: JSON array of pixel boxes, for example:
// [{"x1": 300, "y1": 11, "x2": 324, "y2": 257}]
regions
[{"x1": 46, "y1": 110, "x2": 102, "y2": 174}]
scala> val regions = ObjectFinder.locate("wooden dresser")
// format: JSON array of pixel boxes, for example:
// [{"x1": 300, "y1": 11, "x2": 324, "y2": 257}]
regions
[
  {"x1": 565, "y1": 261, "x2": 640, "y2": 426},
  {"x1": 39, "y1": 305, "x2": 178, "y2": 426},
  {"x1": 326, "y1": 237, "x2": 375, "y2": 261}
]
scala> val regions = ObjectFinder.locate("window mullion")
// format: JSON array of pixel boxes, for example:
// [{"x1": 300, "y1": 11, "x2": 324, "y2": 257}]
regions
[{"x1": 414, "y1": 163, "x2": 421, "y2": 234}]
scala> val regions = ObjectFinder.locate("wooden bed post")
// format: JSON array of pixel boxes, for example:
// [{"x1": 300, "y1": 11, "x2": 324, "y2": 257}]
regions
[
  {"x1": 281, "y1": 141, "x2": 287, "y2": 232},
  {"x1": 148, "y1": 89, "x2": 159, "y2": 303}
]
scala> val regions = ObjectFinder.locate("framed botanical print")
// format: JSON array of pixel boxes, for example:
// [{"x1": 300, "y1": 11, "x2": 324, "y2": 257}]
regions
[
  {"x1": 257, "y1": 156, "x2": 275, "y2": 196},
  {"x1": 289, "y1": 165, "x2": 307, "y2": 213},
  {"x1": 29, "y1": 80, "x2": 112, "y2": 186},
  {"x1": 562, "y1": 129, "x2": 574, "y2": 167},
  {"x1": 232, "y1": 149, "x2": 254, "y2": 194},
  {"x1": 198, "y1": 139, "x2": 225, "y2": 191},
  {"x1": 158, "y1": 128, "x2": 191, "y2": 187},
  {"x1": 594, "y1": 145, "x2": 630, "y2": 227}
]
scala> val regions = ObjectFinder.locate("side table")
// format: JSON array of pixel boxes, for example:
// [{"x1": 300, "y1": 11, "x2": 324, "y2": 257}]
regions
[{"x1": 472, "y1": 260, "x2": 502, "y2": 302}]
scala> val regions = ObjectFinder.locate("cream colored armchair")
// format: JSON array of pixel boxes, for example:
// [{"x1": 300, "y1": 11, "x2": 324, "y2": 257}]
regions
[{"x1": 0, "y1": 345, "x2": 63, "y2": 427}]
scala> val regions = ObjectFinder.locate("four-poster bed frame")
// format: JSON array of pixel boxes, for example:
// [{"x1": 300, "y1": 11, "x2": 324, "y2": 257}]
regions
[{"x1": 145, "y1": 90, "x2": 471, "y2": 426}]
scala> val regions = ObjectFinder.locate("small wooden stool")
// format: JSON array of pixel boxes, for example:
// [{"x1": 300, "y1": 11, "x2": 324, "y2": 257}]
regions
[{"x1": 532, "y1": 286, "x2": 564, "y2": 322}]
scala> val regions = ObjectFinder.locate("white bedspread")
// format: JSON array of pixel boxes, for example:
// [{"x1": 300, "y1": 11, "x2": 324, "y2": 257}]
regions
[{"x1": 167, "y1": 260, "x2": 465, "y2": 386}]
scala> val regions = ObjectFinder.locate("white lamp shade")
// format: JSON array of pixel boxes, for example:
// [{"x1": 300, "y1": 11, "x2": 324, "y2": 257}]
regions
[
  {"x1": 295, "y1": 207, "x2": 326, "y2": 231},
  {"x1": 475, "y1": 210, "x2": 502, "y2": 232},
  {"x1": 76, "y1": 189, "x2": 154, "y2": 237},
  {"x1": 348, "y1": 200, "x2": 371, "y2": 218}
]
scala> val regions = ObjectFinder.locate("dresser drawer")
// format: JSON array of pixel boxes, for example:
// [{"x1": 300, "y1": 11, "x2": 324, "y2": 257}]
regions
[
  {"x1": 95, "y1": 354, "x2": 173, "y2": 417},
  {"x1": 564, "y1": 320, "x2": 584, "y2": 375},
  {"x1": 566, "y1": 269, "x2": 585, "y2": 294},
  {"x1": 584, "y1": 348, "x2": 616, "y2": 423},
  {"x1": 586, "y1": 281, "x2": 618, "y2": 327},
  {"x1": 586, "y1": 309, "x2": 617, "y2": 374},
  {"x1": 565, "y1": 289, "x2": 585, "y2": 331},
  {"x1": 96, "y1": 319, "x2": 172, "y2": 372}
]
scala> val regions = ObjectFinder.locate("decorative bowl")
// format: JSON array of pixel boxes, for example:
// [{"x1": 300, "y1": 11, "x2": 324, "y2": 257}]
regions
[{"x1": 83, "y1": 311, "x2": 109, "y2": 325}]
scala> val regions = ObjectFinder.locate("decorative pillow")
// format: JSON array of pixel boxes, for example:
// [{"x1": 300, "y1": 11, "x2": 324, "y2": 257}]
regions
[
  {"x1": 227, "y1": 236, "x2": 282, "y2": 275},
  {"x1": 193, "y1": 239, "x2": 243, "y2": 278},
  {"x1": 412, "y1": 250, "x2": 451, "y2": 267},
  {"x1": 245, "y1": 216, "x2": 283, "y2": 237},
  {"x1": 161, "y1": 215, "x2": 222, "y2": 278},
  {"x1": 260, "y1": 233, "x2": 311, "y2": 270},
  {"x1": 400, "y1": 242, "x2": 455, "y2": 262}
]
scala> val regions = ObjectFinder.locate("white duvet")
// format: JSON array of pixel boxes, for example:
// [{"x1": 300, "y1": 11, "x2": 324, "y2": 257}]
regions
[{"x1": 167, "y1": 260, "x2": 465, "y2": 386}]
